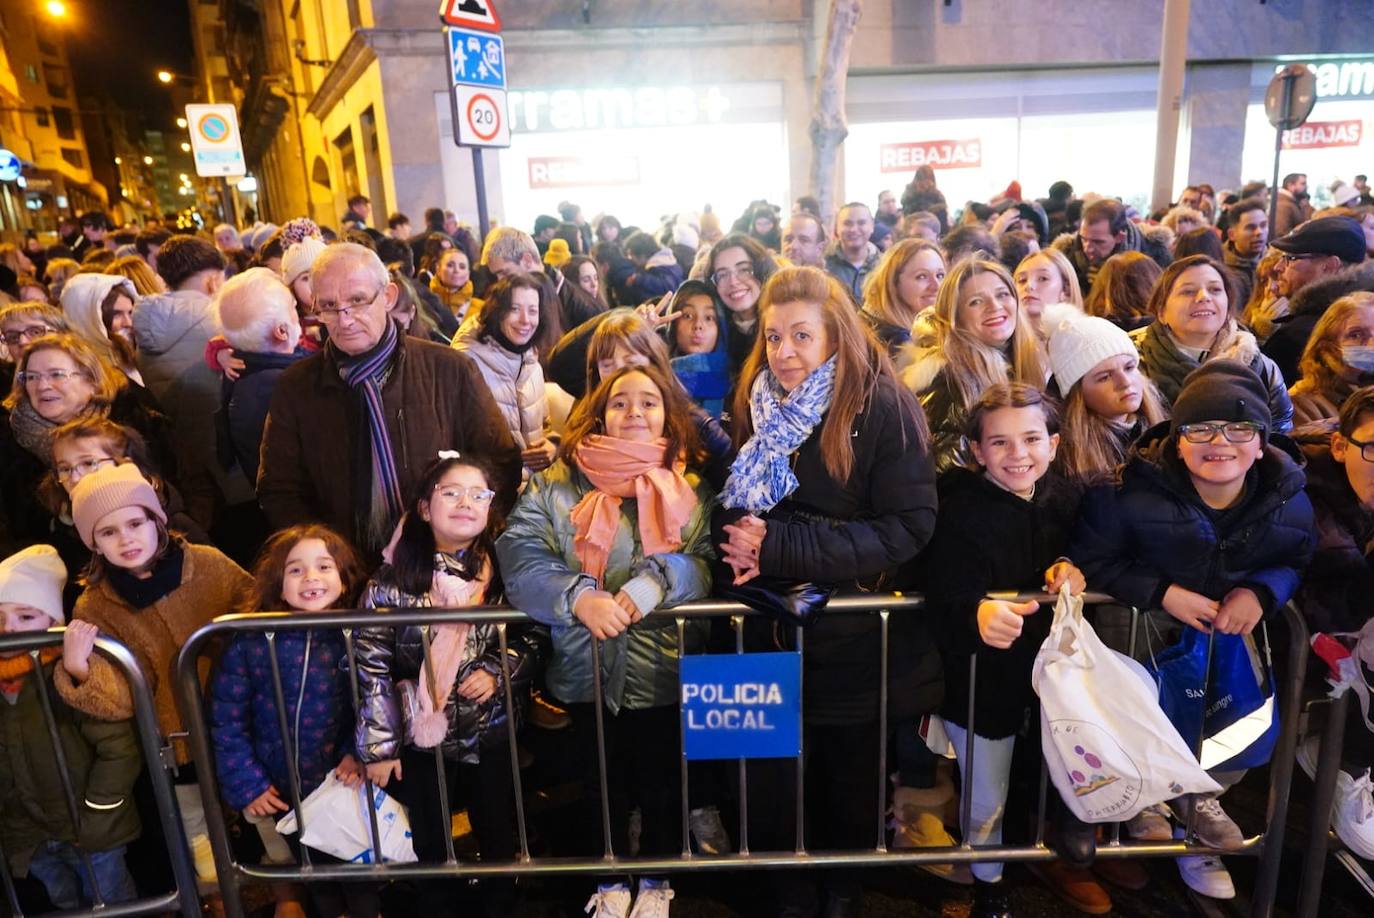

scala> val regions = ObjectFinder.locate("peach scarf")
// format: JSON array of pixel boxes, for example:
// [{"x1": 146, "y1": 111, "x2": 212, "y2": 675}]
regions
[
  {"x1": 411, "y1": 558, "x2": 491, "y2": 748},
  {"x1": 570, "y1": 435, "x2": 697, "y2": 585}
]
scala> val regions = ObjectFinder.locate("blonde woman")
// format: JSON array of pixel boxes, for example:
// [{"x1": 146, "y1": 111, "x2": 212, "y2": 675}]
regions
[
  {"x1": 903, "y1": 258, "x2": 1048, "y2": 471},
  {"x1": 859, "y1": 238, "x2": 946, "y2": 361},
  {"x1": 1289, "y1": 291, "x2": 1374, "y2": 425},
  {"x1": 106, "y1": 255, "x2": 166, "y2": 297},
  {"x1": 1012, "y1": 248, "x2": 1082, "y2": 335}
]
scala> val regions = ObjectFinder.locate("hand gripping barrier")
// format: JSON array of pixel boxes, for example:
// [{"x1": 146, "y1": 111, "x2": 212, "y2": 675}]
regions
[
  {"x1": 0, "y1": 631, "x2": 201, "y2": 917},
  {"x1": 173, "y1": 594, "x2": 1306, "y2": 918}
]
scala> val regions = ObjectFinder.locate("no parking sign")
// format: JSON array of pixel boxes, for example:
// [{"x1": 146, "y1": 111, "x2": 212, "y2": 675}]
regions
[{"x1": 185, "y1": 104, "x2": 246, "y2": 177}]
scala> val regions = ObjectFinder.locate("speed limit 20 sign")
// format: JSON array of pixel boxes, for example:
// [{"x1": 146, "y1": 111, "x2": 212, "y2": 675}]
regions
[{"x1": 452, "y1": 85, "x2": 510, "y2": 148}]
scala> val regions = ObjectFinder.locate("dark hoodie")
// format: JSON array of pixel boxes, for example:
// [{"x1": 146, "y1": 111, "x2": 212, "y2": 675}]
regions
[
  {"x1": 1291, "y1": 420, "x2": 1374, "y2": 634},
  {"x1": 1073, "y1": 421, "x2": 1315, "y2": 617},
  {"x1": 1262, "y1": 260, "x2": 1374, "y2": 387}
]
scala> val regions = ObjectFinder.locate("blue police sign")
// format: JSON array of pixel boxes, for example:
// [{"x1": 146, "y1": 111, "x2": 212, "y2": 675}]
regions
[
  {"x1": 448, "y1": 27, "x2": 505, "y2": 90},
  {"x1": 0, "y1": 149, "x2": 20, "y2": 183},
  {"x1": 680, "y1": 652, "x2": 801, "y2": 760}
]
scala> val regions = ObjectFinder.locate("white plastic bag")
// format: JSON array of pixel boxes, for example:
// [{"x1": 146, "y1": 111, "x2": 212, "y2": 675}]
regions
[
  {"x1": 1031, "y1": 586, "x2": 1221, "y2": 823},
  {"x1": 276, "y1": 772, "x2": 417, "y2": 864}
]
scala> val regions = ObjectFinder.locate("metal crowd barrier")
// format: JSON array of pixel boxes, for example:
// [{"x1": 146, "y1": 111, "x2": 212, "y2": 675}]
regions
[
  {"x1": 171, "y1": 594, "x2": 1307, "y2": 918},
  {"x1": 0, "y1": 631, "x2": 201, "y2": 917}
]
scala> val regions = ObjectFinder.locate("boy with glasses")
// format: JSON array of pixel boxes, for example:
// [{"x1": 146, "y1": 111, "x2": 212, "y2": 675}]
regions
[{"x1": 1074, "y1": 360, "x2": 1315, "y2": 900}]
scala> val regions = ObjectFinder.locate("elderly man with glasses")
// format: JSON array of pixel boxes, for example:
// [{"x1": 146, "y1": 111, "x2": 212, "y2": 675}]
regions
[
  {"x1": 257, "y1": 243, "x2": 519, "y2": 559},
  {"x1": 1261, "y1": 215, "x2": 1370, "y2": 386}
]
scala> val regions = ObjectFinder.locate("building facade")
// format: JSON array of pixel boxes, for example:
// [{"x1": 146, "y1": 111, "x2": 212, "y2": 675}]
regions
[
  {"x1": 194, "y1": 0, "x2": 1374, "y2": 232},
  {"x1": 0, "y1": 1, "x2": 107, "y2": 240}
]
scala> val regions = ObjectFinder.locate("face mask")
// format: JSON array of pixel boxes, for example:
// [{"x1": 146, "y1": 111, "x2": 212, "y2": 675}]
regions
[{"x1": 1342, "y1": 345, "x2": 1374, "y2": 374}]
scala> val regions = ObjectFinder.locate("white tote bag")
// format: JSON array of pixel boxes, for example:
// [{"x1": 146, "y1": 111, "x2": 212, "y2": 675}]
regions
[
  {"x1": 276, "y1": 772, "x2": 418, "y2": 864},
  {"x1": 1030, "y1": 586, "x2": 1221, "y2": 823}
]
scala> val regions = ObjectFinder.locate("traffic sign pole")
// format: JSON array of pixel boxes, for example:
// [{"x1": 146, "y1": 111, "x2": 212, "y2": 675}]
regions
[{"x1": 472, "y1": 149, "x2": 490, "y2": 243}]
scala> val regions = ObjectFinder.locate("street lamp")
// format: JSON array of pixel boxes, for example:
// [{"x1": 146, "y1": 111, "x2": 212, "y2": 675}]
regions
[
  {"x1": 44, "y1": 1, "x2": 66, "y2": 18},
  {"x1": 176, "y1": 117, "x2": 188, "y2": 128},
  {"x1": 180, "y1": 142, "x2": 191, "y2": 152},
  {"x1": 143, "y1": 155, "x2": 153, "y2": 165},
  {"x1": 157, "y1": 70, "x2": 174, "y2": 84}
]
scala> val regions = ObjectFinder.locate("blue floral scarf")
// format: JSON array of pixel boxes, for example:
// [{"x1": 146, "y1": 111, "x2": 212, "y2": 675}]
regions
[{"x1": 720, "y1": 356, "x2": 837, "y2": 513}]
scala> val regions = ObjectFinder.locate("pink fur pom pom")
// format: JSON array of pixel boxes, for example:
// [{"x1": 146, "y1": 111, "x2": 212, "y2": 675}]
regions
[{"x1": 410, "y1": 710, "x2": 449, "y2": 748}]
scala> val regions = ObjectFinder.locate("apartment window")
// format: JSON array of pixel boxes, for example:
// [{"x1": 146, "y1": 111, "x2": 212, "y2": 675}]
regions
[
  {"x1": 333, "y1": 126, "x2": 359, "y2": 201},
  {"x1": 34, "y1": 107, "x2": 49, "y2": 127},
  {"x1": 43, "y1": 63, "x2": 67, "y2": 99},
  {"x1": 60, "y1": 148, "x2": 83, "y2": 168},
  {"x1": 360, "y1": 106, "x2": 387, "y2": 217},
  {"x1": 23, "y1": 64, "x2": 37, "y2": 83},
  {"x1": 52, "y1": 106, "x2": 75, "y2": 140},
  {"x1": 36, "y1": 37, "x2": 58, "y2": 57}
]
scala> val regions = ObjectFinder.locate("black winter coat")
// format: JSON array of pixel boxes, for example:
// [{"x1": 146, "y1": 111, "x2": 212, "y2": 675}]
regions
[
  {"x1": 917, "y1": 468, "x2": 1082, "y2": 738},
  {"x1": 218, "y1": 349, "x2": 306, "y2": 487},
  {"x1": 1262, "y1": 260, "x2": 1374, "y2": 386},
  {"x1": 1292, "y1": 422, "x2": 1374, "y2": 634},
  {"x1": 714, "y1": 376, "x2": 940, "y2": 725},
  {"x1": 1072, "y1": 422, "x2": 1315, "y2": 617}
]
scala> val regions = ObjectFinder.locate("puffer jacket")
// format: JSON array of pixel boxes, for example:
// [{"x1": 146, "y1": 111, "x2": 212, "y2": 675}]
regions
[
  {"x1": 1072, "y1": 421, "x2": 1315, "y2": 617},
  {"x1": 496, "y1": 460, "x2": 714, "y2": 713},
  {"x1": 208, "y1": 628, "x2": 355, "y2": 811},
  {"x1": 0, "y1": 657, "x2": 141, "y2": 876},
  {"x1": 134, "y1": 289, "x2": 255, "y2": 522},
  {"x1": 1132, "y1": 320, "x2": 1294, "y2": 434},
  {"x1": 1292, "y1": 421, "x2": 1374, "y2": 634},
  {"x1": 355, "y1": 554, "x2": 547, "y2": 764},
  {"x1": 453, "y1": 329, "x2": 547, "y2": 450},
  {"x1": 622, "y1": 249, "x2": 684, "y2": 306},
  {"x1": 902, "y1": 344, "x2": 977, "y2": 474}
]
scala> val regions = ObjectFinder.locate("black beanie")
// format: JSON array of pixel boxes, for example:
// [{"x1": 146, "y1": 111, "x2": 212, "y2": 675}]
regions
[{"x1": 1170, "y1": 359, "x2": 1271, "y2": 439}]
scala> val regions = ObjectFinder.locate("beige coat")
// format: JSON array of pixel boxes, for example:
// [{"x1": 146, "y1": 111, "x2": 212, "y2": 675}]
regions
[{"x1": 453, "y1": 328, "x2": 548, "y2": 449}]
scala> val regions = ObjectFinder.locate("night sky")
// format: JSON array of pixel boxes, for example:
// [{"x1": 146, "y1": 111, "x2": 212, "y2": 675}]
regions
[{"x1": 64, "y1": 0, "x2": 194, "y2": 122}]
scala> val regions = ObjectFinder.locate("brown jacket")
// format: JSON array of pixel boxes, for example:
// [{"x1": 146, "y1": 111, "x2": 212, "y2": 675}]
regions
[
  {"x1": 256, "y1": 333, "x2": 521, "y2": 556},
  {"x1": 54, "y1": 543, "x2": 252, "y2": 764}
]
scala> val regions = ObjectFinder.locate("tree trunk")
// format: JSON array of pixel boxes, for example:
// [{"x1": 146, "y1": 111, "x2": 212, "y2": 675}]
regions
[{"x1": 809, "y1": 0, "x2": 863, "y2": 227}]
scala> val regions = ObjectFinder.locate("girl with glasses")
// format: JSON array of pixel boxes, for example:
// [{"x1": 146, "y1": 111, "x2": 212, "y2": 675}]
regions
[{"x1": 356, "y1": 453, "x2": 544, "y2": 918}]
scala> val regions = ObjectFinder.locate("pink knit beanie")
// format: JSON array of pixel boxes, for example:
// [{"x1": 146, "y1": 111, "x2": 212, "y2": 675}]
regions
[{"x1": 71, "y1": 463, "x2": 167, "y2": 549}]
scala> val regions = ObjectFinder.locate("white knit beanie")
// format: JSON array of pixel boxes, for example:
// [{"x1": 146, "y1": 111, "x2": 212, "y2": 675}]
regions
[
  {"x1": 0, "y1": 545, "x2": 67, "y2": 625},
  {"x1": 1044, "y1": 304, "x2": 1138, "y2": 395},
  {"x1": 280, "y1": 236, "x2": 327, "y2": 286}
]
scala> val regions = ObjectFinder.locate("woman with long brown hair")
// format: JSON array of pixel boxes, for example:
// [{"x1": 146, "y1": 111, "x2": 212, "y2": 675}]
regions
[
  {"x1": 717, "y1": 265, "x2": 938, "y2": 913},
  {"x1": 903, "y1": 257, "x2": 1048, "y2": 472}
]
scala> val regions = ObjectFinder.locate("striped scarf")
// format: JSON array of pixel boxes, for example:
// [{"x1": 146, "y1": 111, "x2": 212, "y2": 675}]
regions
[{"x1": 333, "y1": 319, "x2": 404, "y2": 546}]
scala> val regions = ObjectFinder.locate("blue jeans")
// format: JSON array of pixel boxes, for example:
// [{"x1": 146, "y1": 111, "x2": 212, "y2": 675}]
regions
[{"x1": 26, "y1": 841, "x2": 137, "y2": 909}]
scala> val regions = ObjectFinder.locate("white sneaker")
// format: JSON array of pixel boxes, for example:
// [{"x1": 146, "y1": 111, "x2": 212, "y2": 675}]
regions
[
  {"x1": 1125, "y1": 803, "x2": 1172, "y2": 841},
  {"x1": 689, "y1": 805, "x2": 732, "y2": 855},
  {"x1": 1178, "y1": 795, "x2": 1245, "y2": 849},
  {"x1": 1334, "y1": 769, "x2": 1374, "y2": 860},
  {"x1": 586, "y1": 884, "x2": 632, "y2": 918},
  {"x1": 628, "y1": 881, "x2": 674, "y2": 918},
  {"x1": 1176, "y1": 852, "x2": 1236, "y2": 899}
]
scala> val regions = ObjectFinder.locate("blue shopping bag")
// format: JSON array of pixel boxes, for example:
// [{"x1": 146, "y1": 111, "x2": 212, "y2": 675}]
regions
[{"x1": 1147, "y1": 625, "x2": 1278, "y2": 772}]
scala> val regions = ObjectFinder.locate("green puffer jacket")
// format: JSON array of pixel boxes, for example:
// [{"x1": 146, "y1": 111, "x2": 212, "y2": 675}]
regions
[
  {"x1": 495, "y1": 460, "x2": 715, "y2": 713},
  {"x1": 0, "y1": 658, "x2": 142, "y2": 875}
]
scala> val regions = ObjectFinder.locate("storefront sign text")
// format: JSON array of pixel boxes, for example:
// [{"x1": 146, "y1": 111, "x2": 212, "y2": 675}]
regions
[
  {"x1": 880, "y1": 139, "x2": 982, "y2": 173},
  {"x1": 1281, "y1": 119, "x2": 1363, "y2": 150},
  {"x1": 1279, "y1": 61, "x2": 1374, "y2": 100},
  {"x1": 507, "y1": 87, "x2": 731, "y2": 133},
  {"x1": 527, "y1": 155, "x2": 641, "y2": 189}
]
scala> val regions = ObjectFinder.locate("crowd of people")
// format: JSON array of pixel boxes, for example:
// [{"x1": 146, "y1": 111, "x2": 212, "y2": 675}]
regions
[{"x1": 0, "y1": 169, "x2": 1372, "y2": 918}]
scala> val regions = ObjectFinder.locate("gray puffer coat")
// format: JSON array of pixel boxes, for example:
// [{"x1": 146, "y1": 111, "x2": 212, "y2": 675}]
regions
[
  {"x1": 453, "y1": 325, "x2": 548, "y2": 450},
  {"x1": 354, "y1": 552, "x2": 547, "y2": 765},
  {"x1": 496, "y1": 460, "x2": 715, "y2": 713}
]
